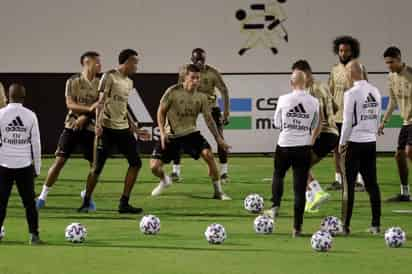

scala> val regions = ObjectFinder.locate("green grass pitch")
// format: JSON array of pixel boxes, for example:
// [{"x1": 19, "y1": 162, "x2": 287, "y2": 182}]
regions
[{"x1": 0, "y1": 156, "x2": 411, "y2": 274}]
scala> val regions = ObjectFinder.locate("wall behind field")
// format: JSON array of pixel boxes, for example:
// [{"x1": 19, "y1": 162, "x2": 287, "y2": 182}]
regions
[{"x1": 0, "y1": 0, "x2": 411, "y2": 73}]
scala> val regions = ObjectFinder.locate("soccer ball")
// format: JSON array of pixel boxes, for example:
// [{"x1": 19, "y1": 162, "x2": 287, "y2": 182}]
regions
[
  {"x1": 205, "y1": 224, "x2": 227, "y2": 244},
  {"x1": 311, "y1": 230, "x2": 333, "y2": 252},
  {"x1": 139, "y1": 215, "x2": 161, "y2": 235},
  {"x1": 385, "y1": 227, "x2": 406, "y2": 248},
  {"x1": 320, "y1": 216, "x2": 343, "y2": 236},
  {"x1": 254, "y1": 215, "x2": 274, "y2": 234},
  {"x1": 244, "y1": 194, "x2": 264, "y2": 213},
  {"x1": 0, "y1": 226, "x2": 5, "y2": 240},
  {"x1": 65, "y1": 223, "x2": 87, "y2": 243}
]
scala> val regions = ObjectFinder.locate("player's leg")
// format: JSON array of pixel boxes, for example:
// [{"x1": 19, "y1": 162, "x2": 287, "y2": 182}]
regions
[
  {"x1": 171, "y1": 154, "x2": 182, "y2": 182},
  {"x1": 212, "y1": 107, "x2": 229, "y2": 183},
  {"x1": 359, "y1": 142, "x2": 381, "y2": 234},
  {"x1": 0, "y1": 166, "x2": 14, "y2": 239},
  {"x1": 265, "y1": 146, "x2": 292, "y2": 219},
  {"x1": 15, "y1": 166, "x2": 41, "y2": 244},
  {"x1": 79, "y1": 130, "x2": 98, "y2": 210},
  {"x1": 116, "y1": 130, "x2": 143, "y2": 213},
  {"x1": 291, "y1": 146, "x2": 311, "y2": 237},
  {"x1": 37, "y1": 129, "x2": 75, "y2": 208},
  {"x1": 328, "y1": 124, "x2": 343, "y2": 190},
  {"x1": 151, "y1": 139, "x2": 175, "y2": 196},
  {"x1": 388, "y1": 125, "x2": 411, "y2": 201},
  {"x1": 341, "y1": 142, "x2": 359, "y2": 235}
]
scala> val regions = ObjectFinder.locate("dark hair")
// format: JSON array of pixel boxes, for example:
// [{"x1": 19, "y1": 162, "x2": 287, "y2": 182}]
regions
[
  {"x1": 8, "y1": 83, "x2": 26, "y2": 102},
  {"x1": 292, "y1": 60, "x2": 312, "y2": 72},
  {"x1": 118, "y1": 49, "x2": 138, "y2": 65},
  {"x1": 333, "y1": 36, "x2": 360, "y2": 58},
  {"x1": 185, "y1": 64, "x2": 201, "y2": 74},
  {"x1": 383, "y1": 46, "x2": 401, "y2": 59},
  {"x1": 80, "y1": 51, "x2": 100, "y2": 65},
  {"x1": 192, "y1": 48, "x2": 206, "y2": 55}
]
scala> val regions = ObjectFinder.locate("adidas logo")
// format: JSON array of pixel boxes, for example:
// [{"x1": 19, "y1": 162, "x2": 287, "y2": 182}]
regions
[
  {"x1": 286, "y1": 103, "x2": 310, "y2": 118},
  {"x1": 363, "y1": 93, "x2": 378, "y2": 108},
  {"x1": 5, "y1": 116, "x2": 27, "y2": 132}
]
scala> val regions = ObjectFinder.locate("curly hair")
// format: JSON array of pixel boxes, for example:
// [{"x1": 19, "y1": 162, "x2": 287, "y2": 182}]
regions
[{"x1": 333, "y1": 36, "x2": 360, "y2": 59}]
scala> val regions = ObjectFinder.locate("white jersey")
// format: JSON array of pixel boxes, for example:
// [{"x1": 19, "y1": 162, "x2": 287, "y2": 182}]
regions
[
  {"x1": 274, "y1": 90, "x2": 320, "y2": 147},
  {"x1": 339, "y1": 80, "x2": 381, "y2": 145},
  {"x1": 0, "y1": 103, "x2": 41, "y2": 175}
]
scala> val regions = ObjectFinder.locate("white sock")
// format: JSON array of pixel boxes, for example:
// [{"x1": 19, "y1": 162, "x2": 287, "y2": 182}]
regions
[
  {"x1": 39, "y1": 185, "x2": 50, "y2": 200},
  {"x1": 213, "y1": 180, "x2": 223, "y2": 194},
  {"x1": 356, "y1": 173, "x2": 364, "y2": 185},
  {"x1": 220, "y1": 163, "x2": 228, "y2": 175},
  {"x1": 401, "y1": 185, "x2": 410, "y2": 196},
  {"x1": 306, "y1": 189, "x2": 315, "y2": 203},
  {"x1": 172, "y1": 164, "x2": 181, "y2": 175},
  {"x1": 335, "y1": 173, "x2": 342, "y2": 184},
  {"x1": 309, "y1": 180, "x2": 323, "y2": 193}
]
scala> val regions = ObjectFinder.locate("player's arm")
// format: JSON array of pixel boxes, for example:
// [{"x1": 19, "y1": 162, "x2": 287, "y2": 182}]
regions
[
  {"x1": 157, "y1": 89, "x2": 173, "y2": 149},
  {"x1": 328, "y1": 73, "x2": 339, "y2": 114},
  {"x1": 30, "y1": 114, "x2": 42, "y2": 176},
  {"x1": 0, "y1": 82, "x2": 6, "y2": 108},
  {"x1": 95, "y1": 73, "x2": 113, "y2": 136},
  {"x1": 380, "y1": 80, "x2": 397, "y2": 135},
  {"x1": 339, "y1": 92, "x2": 355, "y2": 152},
  {"x1": 273, "y1": 97, "x2": 283, "y2": 129},
  {"x1": 311, "y1": 104, "x2": 322, "y2": 145},
  {"x1": 202, "y1": 96, "x2": 230, "y2": 152},
  {"x1": 127, "y1": 112, "x2": 150, "y2": 140},
  {"x1": 214, "y1": 70, "x2": 230, "y2": 124}
]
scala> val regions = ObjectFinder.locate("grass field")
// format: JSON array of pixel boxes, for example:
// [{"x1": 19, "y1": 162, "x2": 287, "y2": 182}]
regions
[{"x1": 0, "y1": 156, "x2": 411, "y2": 274}]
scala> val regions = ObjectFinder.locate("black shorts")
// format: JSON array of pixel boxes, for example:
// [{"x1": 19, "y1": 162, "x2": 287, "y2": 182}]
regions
[
  {"x1": 152, "y1": 131, "x2": 211, "y2": 164},
  {"x1": 397, "y1": 124, "x2": 412, "y2": 150},
  {"x1": 95, "y1": 128, "x2": 141, "y2": 167},
  {"x1": 211, "y1": 107, "x2": 223, "y2": 129},
  {"x1": 55, "y1": 128, "x2": 95, "y2": 162},
  {"x1": 312, "y1": 132, "x2": 339, "y2": 158}
]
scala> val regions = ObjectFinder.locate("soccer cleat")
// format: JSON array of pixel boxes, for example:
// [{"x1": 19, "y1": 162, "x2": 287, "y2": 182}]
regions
[
  {"x1": 387, "y1": 194, "x2": 411, "y2": 202},
  {"x1": 292, "y1": 229, "x2": 302, "y2": 238},
  {"x1": 80, "y1": 190, "x2": 96, "y2": 211},
  {"x1": 151, "y1": 176, "x2": 172, "y2": 196},
  {"x1": 220, "y1": 173, "x2": 229, "y2": 184},
  {"x1": 342, "y1": 226, "x2": 351, "y2": 236},
  {"x1": 77, "y1": 199, "x2": 91, "y2": 213},
  {"x1": 36, "y1": 198, "x2": 46, "y2": 209},
  {"x1": 118, "y1": 203, "x2": 143, "y2": 214},
  {"x1": 213, "y1": 192, "x2": 232, "y2": 201},
  {"x1": 29, "y1": 234, "x2": 44, "y2": 245},
  {"x1": 326, "y1": 181, "x2": 342, "y2": 191},
  {"x1": 305, "y1": 202, "x2": 319, "y2": 213},
  {"x1": 264, "y1": 207, "x2": 279, "y2": 219},
  {"x1": 355, "y1": 182, "x2": 365, "y2": 192},
  {"x1": 170, "y1": 172, "x2": 181, "y2": 183},
  {"x1": 367, "y1": 226, "x2": 381, "y2": 235},
  {"x1": 310, "y1": 191, "x2": 331, "y2": 211}
]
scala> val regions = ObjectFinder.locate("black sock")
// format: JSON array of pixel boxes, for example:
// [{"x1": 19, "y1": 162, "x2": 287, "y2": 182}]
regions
[{"x1": 120, "y1": 195, "x2": 129, "y2": 205}]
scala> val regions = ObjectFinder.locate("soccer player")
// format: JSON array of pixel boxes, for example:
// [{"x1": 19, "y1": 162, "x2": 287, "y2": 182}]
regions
[
  {"x1": 150, "y1": 64, "x2": 231, "y2": 200},
  {"x1": 36, "y1": 51, "x2": 101, "y2": 209},
  {"x1": 78, "y1": 49, "x2": 150, "y2": 213},
  {"x1": 379, "y1": 46, "x2": 412, "y2": 202},
  {"x1": 0, "y1": 82, "x2": 6, "y2": 108},
  {"x1": 327, "y1": 36, "x2": 368, "y2": 191},
  {"x1": 340, "y1": 60, "x2": 382, "y2": 235},
  {"x1": 265, "y1": 70, "x2": 320, "y2": 237},
  {"x1": 0, "y1": 84, "x2": 42, "y2": 244},
  {"x1": 171, "y1": 48, "x2": 230, "y2": 183},
  {"x1": 290, "y1": 60, "x2": 338, "y2": 213}
]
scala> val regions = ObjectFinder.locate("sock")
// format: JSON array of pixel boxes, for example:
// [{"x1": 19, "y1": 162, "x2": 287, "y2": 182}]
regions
[
  {"x1": 309, "y1": 180, "x2": 323, "y2": 193},
  {"x1": 401, "y1": 185, "x2": 410, "y2": 196},
  {"x1": 172, "y1": 164, "x2": 181, "y2": 175},
  {"x1": 220, "y1": 163, "x2": 228, "y2": 175},
  {"x1": 356, "y1": 173, "x2": 364, "y2": 184},
  {"x1": 38, "y1": 185, "x2": 50, "y2": 200},
  {"x1": 335, "y1": 173, "x2": 342, "y2": 184},
  {"x1": 120, "y1": 195, "x2": 129, "y2": 205},
  {"x1": 213, "y1": 180, "x2": 223, "y2": 194},
  {"x1": 306, "y1": 189, "x2": 315, "y2": 203}
]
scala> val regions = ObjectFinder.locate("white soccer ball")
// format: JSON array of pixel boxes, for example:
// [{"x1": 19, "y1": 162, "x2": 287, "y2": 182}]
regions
[
  {"x1": 140, "y1": 215, "x2": 161, "y2": 235},
  {"x1": 311, "y1": 230, "x2": 333, "y2": 252},
  {"x1": 320, "y1": 216, "x2": 343, "y2": 236},
  {"x1": 65, "y1": 223, "x2": 87, "y2": 243},
  {"x1": 385, "y1": 227, "x2": 406, "y2": 248},
  {"x1": 0, "y1": 226, "x2": 5, "y2": 240},
  {"x1": 205, "y1": 224, "x2": 227, "y2": 244},
  {"x1": 244, "y1": 194, "x2": 264, "y2": 213},
  {"x1": 254, "y1": 215, "x2": 274, "y2": 234}
]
